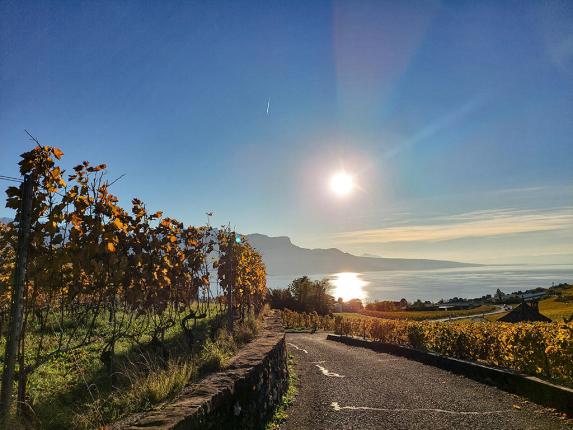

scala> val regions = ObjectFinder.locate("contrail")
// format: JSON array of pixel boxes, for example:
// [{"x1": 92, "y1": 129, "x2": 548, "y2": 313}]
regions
[{"x1": 266, "y1": 97, "x2": 271, "y2": 115}]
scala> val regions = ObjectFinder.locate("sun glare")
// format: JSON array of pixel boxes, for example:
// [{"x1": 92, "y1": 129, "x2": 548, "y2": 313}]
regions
[
  {"x1": 331, "y1": 272, "x2": 368, "y2": 302},
  {"x1": 330, "y1": 171, "x2": 354, "y2": 197}
]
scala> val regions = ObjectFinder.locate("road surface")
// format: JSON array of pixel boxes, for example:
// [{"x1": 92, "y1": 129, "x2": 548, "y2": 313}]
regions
[
  {"x1": 281, "y1": 333, "x2": 570, "y2": 430},
  {"x1": 433, "y1": 305, "x2": 507, "y2": 322}
]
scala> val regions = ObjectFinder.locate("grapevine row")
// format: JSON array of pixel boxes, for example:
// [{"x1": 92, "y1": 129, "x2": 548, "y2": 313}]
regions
[
  {"x1": 0, "y1": 145, "x2": 267, "y2": 409},
  {"x1": 281, "y1": 310, "x2": 573, "y2": 385}
]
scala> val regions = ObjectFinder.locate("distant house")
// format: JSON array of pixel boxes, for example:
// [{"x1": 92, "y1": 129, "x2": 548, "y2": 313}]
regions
[{"x1": 498, "y1": 301, "x2": 551, "y2": 323}]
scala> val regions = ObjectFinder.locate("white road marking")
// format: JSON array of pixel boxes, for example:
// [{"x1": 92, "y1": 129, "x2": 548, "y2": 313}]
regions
[
  {"x1": 331, "y1": 402, "x2": 514, "y2": 415},
  {"x1": 288, "y1": 343, "x2": 308, "y2": 354},
  {"x1": 316, "y1": 364, "x2": 345, "y2": 378}
]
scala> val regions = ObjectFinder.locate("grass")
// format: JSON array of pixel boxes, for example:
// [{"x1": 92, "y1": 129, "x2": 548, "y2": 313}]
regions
[
  {"x1": 18, "y1": 310, "x2": 214, "y2": 429},
  {"x1": 73, "y1": 359, "x2": 196, "y2": 429},
  {"x1": 0, "y1": 306, "x2": 262, "y2": 430},
  {"x1": 74, "y1": 316, "x2": 261, "y2": 429},
  {"x1": 484, "y1": 312, "x2": 506, "y2": 321},
  {"x1": 197, "y1": 330, "x2": 240, "y2": 373},
  {"x1": 336, "y1": 305, "x2": 497, "y2": 321},
  {"x1": 265, "y1": 353, "x2": 298, "y2": 430},
  {"x1": 539, "y1": 290, "x2": 573, "y2": 321}
]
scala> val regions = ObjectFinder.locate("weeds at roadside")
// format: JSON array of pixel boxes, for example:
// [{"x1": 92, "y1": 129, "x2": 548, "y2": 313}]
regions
[
  {"x1": 265, "y1": 353, "x2": 298, "y2": 430},
  {"x1": 69, "y1": 316, "x2": 262, "y2": 430}
]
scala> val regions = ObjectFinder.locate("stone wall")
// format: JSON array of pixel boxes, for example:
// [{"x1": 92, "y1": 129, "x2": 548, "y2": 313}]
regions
[{"x1": 120, "y1": 312, "x2": 288, "y2": 430}]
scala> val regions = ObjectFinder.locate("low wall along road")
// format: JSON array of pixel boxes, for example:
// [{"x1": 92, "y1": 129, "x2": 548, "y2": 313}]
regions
[
  {"x1": 327, "y1": 334, "x2": 573, "y2": 415},
  {"x1": 118, "y1": 311, "x2": 288, "y2": 430},
  {"x1": 281, "y1": 332, "x2": 572, "y2": 430}
]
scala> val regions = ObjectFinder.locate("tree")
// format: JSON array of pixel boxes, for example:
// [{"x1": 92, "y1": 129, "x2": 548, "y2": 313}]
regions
[
  {"x1": 411, "y1": 299, "x2": 424, "y2": 309},
  {"x1": 268, "y1": 276, "x2": 334, "y2": 315},
  {"x1": 267, "y1": 288, "x2": 296, "y2": 310},
  {"x1": 366, "y1": 300, "x2": 396, "y2": 312},
  {"x1": 344, "y1": 298, "x2": 363, "y2": 313},
  {"x1": 289, "y1": 276, "x2": 334, "y2": 315}
]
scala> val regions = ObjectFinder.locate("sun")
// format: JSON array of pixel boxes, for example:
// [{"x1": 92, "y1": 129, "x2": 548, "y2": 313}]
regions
[{"x1": 330, "y1": 171, "x2": 354, "y2": 197}]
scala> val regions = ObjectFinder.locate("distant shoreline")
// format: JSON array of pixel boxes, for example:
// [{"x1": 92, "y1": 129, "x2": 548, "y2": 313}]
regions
[{"x1": 266, "y1": 265, "x2": 573, "y2": 303}]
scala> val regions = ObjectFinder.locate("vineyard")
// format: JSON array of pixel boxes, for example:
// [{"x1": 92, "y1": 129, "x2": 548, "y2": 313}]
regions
[
  {"x1": 0, "y1": 145, "x2": 267, "y2": 429},
  {"x1": 281, "y1": 309, "x2": 573, "y2": 386},
  {"x1": 487, "y1": 287, "x2": 573, "y2": 322},
  {"x1": 342, "y1": 305, "x2": 497, "y2": 321}
]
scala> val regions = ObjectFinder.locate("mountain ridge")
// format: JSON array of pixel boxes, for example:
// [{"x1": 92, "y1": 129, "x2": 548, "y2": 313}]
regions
[
  {"x1": 0, "y1": 221, "x2": 481, "y2": 276},
  {"x1": 245, "y1": 233, "x2": 480, "y2": 276}
]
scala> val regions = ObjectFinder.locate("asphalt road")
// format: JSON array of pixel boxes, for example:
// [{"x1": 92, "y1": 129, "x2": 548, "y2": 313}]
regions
[
  {"x1": 433, "y1": 305, "x2": 507, "y2": 322},
  {"x1": 281, "y1": 333, "x2": 571, "y2": 430}
]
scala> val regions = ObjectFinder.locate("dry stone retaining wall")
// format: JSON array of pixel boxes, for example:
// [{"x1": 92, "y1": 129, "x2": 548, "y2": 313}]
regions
[{"x1": 120, "y1": 312, "x2": 288, "y2": 429}]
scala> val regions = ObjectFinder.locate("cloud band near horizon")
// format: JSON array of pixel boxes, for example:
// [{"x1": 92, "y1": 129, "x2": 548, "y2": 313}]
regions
[{"x1": 333, "y1": 207, "x2": 573, "y2": 244}]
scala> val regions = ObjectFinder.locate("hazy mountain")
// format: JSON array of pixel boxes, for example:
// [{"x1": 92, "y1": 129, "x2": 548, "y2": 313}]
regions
[
  {"x1": 0, "y1": 217, "x2": 12, "y2": 224},
  {"x1": 246, "y1": 233, "x2": 479, "y2": 276}
]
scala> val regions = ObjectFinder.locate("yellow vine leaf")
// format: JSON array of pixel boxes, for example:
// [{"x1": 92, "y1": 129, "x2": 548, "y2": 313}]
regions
[
  {"x1": 113, "y1": 218, "x2": 124, "y2": 230},
  {"x1": 107, "y1": 242, "x2": 116, "y2": 252},
  {"x1": 52, "y1": 148, "x2": 64, "y2": 160}
]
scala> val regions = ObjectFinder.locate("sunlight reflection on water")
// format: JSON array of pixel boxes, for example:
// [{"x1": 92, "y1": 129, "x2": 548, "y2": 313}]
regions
[
  {"x1": 330, "y1": 272, "x2": 369, "y2": 302},
  {"x1": 266, "y1": 265, "x2": 573, "y2": 302}
]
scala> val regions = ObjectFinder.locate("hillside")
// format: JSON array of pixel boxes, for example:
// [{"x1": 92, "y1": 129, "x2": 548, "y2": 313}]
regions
[{"x1": 246, "y1": 233, "x2": 479, "y2": 276}]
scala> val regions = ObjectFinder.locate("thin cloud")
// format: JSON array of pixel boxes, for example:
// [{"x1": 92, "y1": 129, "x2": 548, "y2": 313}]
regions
[{"x1": 334, "y1": 207, "x2": 573, "y2": 244}]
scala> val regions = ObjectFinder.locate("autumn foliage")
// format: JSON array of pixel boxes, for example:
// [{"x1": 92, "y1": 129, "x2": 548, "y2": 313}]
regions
[
  {"x1": 0, "y1": 145, "x2": 267, "y2": 408},
  {"x1": 281, "y1": 310, "x2": 573, "y2": 385}
]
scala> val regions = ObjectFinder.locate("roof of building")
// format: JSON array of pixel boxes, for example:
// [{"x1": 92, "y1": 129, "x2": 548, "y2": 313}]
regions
[{"x1": 498, "y1": 301, "x2": 551, "y2": 323}]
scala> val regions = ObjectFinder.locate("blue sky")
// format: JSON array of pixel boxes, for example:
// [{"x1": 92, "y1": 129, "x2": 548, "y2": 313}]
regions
[{"x1": 1, "y1": 0, "x2": 572, "y2": 264}]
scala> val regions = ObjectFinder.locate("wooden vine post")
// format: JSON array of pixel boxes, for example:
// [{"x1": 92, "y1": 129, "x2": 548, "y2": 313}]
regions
[
  {"x1": 227, "y1": 232, "x2": 236, "y2": 333},
  {"x1": 0, "y1": 175, "x2": 33, "y2": 419}
]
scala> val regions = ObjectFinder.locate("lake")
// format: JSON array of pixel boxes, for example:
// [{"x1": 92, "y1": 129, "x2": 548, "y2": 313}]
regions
[{"x1": 266, "y1": 264, "x2": 573, "y2": 302}]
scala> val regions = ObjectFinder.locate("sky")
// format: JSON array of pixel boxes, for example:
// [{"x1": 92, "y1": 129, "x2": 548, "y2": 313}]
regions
[{"x1": 1, "y1": 0, "x2": 572, "y2": 265}]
